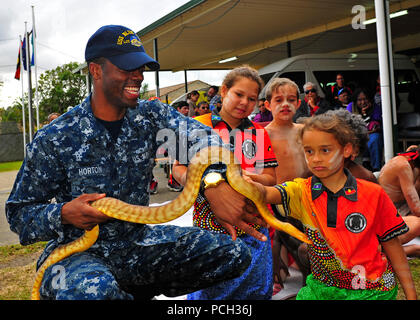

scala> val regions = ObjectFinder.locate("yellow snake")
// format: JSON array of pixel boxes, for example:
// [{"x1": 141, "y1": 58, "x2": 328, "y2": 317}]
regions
[{"x1": 31, "y1": 146, "x2": 311, "y2": 300}]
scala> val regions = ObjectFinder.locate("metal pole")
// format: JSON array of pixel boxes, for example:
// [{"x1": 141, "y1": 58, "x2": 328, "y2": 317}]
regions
[
  {"x1": 374, "y1": 0, "x2": 394, "y2": 162},
  {"x1": 184, "y1": 70, "x2": 188, "y2": 93},
  {"x1": 287, "y1": 41, "x2": 292, "y2": 58},
  {"x1": 153, "y1": 38, "x2": 160, "y2": 98},
  {"x1": 32, "y1": 5, "x2": 40, "y2": 130},
  {"x1": 25, "y1": 21, "x2": 34, "y2": 142},
  {"x1": 385, "y1": 1, "x2": 397, "y2": 126},
  {"x1": 19, "y1": 35, "x2": 26, "y2": 157}
]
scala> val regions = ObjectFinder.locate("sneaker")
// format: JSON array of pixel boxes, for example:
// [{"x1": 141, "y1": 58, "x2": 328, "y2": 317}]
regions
[
  {"x1": 167, "y1": 175, "x2": 183, "y2": 192},
  {"x1": 149, "y1": 178, "x2": 158, "y2": 194}
]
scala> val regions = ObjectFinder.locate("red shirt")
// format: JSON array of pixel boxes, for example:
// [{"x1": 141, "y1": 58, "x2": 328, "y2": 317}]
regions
[
  {"x1": 192, "y1": 112, "x2": 277, "y2": 235},
  {"x1": 194, "y1": 112, "x2": 277, "y2": 172}
]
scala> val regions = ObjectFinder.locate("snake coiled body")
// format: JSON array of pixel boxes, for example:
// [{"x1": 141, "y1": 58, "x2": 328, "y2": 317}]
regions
[{"x1": 31, "y1": 146, "x2": 311, "y2": 300}]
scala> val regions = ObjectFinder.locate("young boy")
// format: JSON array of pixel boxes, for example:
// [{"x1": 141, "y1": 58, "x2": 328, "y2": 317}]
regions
[
  {"x1": 264, "y1": 78, "x2": 312, "y2": 183},
  {"x1": 173, "y1": 101, "x2": 190, "y2": 117},
  {"x1": 195, "y1": 101, "x2": 211, "y2": 117},
  {"x1": 264, "y1": 78, "x2": 312, "y2": 291}
]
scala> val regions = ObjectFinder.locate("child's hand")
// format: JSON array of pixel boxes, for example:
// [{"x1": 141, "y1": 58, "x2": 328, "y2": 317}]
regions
[
  {"x1": 242, "y1": 170, "x2": 256, "y2": 181},
  {"x1": 243, "y1": 174, "x2": 267, "y2": 201}
]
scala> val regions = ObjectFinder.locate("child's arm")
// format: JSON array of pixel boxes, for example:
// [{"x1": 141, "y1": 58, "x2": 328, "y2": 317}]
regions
[
  {"x1": 243, "y1": 167, "x2": 276, "y2": 186},
  {"x1": 243, "y1": 175, "x2": 283, "y2": 204},
  {"x1": 381, "y1": 237, "x2": 417, "y2": 300}
]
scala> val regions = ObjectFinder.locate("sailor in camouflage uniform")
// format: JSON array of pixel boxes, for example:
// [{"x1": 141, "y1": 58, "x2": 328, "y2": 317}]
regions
[{"x1": 5, "y1": 25, "x2": 265, "y2": 300}]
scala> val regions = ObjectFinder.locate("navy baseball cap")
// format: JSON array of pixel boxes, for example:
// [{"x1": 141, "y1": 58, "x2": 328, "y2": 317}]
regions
[{"x1": 85, "y1": 25, "x2": 160, "y2": 71}]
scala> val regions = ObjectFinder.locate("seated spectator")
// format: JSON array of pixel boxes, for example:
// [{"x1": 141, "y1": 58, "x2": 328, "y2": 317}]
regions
[
  {"x1": 197, "y1": 85, "x2": 219, "y2": 105},
  {"x1": 187, "y1": 90, "x2": 200, "y2": 117},
  {"x1": 47, "y1": 112, "x2": 61, "y2": 123},
  {"x1": 253, "y1": 98, "x2": 273, "y2": 123},
  {"x1": 379, "y1": 146, "x2": 420, "y2": 217},
  {"x1": 209, "y1": 93, "x2": 222, "y2": 112},
  {"x1": 293, "y1": 82, "x2": 333, "y2": 122},
  {"x1": 327, "y1": 73, "x2": 352, "y2": 104},
  {"x1": 378, "y1": 146, "x2": 420, "y2": 257},
  {"x1": 195, "y1": 101, "x2": 210, "y2": 116},
  {"x1": 173, "y1": 101, "x2": 190, "y2": 116},
  {"x1": 335, "y1": 88, "x2": 351, "y2": 109},
  {"x1": 207, "y1": 85, "x2": 219, "y2": 102},
  {"x1": 348, "y1": 88, "x2": 383, "y2": 172}
]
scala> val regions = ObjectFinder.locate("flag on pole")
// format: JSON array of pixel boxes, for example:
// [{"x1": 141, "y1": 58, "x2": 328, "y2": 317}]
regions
[
  {"x1": 30, "y1": 30, "x2": 35, "y2": 67},
  {"x1": 14, "y1": 41, "x2": 22, "y2": 80},
  {"x1": 21, "y1": 32, "x2": 35, "y2": 71},
  {"x1": 22, "y1": 37, "x2": 28, "y2": 71}
]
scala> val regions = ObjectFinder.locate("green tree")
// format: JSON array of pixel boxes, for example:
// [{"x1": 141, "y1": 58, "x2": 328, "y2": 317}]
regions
[
  {"x1": 139, "y1": 82, "x2": 149, "y2": 99},
  {"x1": 37, "y1": 62, "x2": 87, "y2": 121}
]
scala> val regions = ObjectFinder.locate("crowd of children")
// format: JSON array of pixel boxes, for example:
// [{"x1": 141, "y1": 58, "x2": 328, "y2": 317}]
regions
[{"x1": 167, "y1": 65, "x2": 419, "y2": 300}]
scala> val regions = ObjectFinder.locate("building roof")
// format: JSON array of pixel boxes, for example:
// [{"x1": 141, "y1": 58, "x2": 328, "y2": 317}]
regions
[
  {"x1": 146, "y1": 79, "x2": 210, "y2": 97},
  {"x1": 136, "y1": 0, "x2": 420, "y2": 72}
]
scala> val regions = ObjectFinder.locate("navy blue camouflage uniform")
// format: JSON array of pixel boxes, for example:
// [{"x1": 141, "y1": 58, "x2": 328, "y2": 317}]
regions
[{"x1": 6, "y1": 96, "x2": 252, "y2": 300}]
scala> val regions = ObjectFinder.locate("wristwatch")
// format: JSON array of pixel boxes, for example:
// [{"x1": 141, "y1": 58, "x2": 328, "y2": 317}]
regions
[{"x1": 202, "y1": 172, "x2": 226, "y2": 190}]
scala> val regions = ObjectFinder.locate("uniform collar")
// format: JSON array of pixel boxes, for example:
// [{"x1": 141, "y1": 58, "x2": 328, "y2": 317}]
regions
[
  {"x1": 311, "y1": 168, "x2": 358, "y2": 201},
  {"x1": 210, "y1": 109, "x2": 254, "y2": 131},
  {"x1": 77, "y1": 94, "x2": 146, "y2": 143}
]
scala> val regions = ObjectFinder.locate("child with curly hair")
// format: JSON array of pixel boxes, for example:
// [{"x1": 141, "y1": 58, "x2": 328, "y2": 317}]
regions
[{"x1": 248, "y1": 112, "x2": 416, "y2": 300}]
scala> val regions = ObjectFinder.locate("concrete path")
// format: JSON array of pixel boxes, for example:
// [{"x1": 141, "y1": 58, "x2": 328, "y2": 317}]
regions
[
  {"x1": 0, "y1": 166, "x2": 179, "y2": 246},
  {"x1": 0, "y1": 170, "x2": 20, "y2": 245}
]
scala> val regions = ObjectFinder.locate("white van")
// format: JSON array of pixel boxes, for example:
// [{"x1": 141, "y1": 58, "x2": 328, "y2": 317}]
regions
[{"x1": 258, "y1": 53, "x2": 420, "y2": 114}]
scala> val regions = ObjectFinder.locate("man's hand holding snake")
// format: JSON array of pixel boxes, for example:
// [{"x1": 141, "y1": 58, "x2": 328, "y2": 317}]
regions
[
  {"x1": 61, "y1": 193, "x2": 111, "y2": 230},
  {"x1": 204, "y1": 182, "x2": 268, "y2": 242}
]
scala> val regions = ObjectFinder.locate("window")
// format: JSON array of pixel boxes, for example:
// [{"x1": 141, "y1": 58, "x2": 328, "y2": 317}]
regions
[
  {"x1": 313, "y1": 70, "x2": 379, "y2": 96},
  {"x1": 260, "y1": 72, "x2": 275, "y2": 86},
  {"x1": 277, "y1": 71, "x2": 306, "y2": 94},
  {"x1": 394, "y1": 69, "x2": 419, "y2": 93}
]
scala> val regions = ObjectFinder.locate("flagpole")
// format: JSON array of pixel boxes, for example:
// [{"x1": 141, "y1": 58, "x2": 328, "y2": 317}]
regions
[
  {"x1": 24, "y1": 21, "x2": 34, "y2": 142},
  {"x1": 19, "y1": 35, "x2": 27, "y2": 157},
  {"x1": 31, "y1": 5, "x2": 40, "y2": 130}
]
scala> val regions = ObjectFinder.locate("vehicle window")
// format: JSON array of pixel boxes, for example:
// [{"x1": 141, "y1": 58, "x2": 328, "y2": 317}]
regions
[
  {"x1": 394, "y1": 69, "x2": 419, "y2": 93},
  {"x1": 278, "y1": 72, "x2": 306, "y2": 93},
  {"x1": 260, "y1": 72, "x2": 275, "y2": 86},
  {"x1": 313, "y1": 69, "x2": 419, "y2": 94},
  {"x1": 313, "y1": 70, "x2": 379, "y2": 95}
]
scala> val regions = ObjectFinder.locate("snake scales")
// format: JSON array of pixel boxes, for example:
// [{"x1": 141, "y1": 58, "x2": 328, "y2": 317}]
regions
[{"x1": 31, "y1": 146, "x2": 311, "y2": 300}]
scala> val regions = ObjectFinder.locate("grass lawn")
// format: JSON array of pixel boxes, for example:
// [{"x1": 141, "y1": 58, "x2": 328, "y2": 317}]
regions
[
  {"x1": 0, "y1": 242, "x2": 46, "y2": 300},
  {"x1": 0, "y1": 241, "x2": 419, "y2": 300},
  {"x1": 0, "y1": 161, "x2": 22, "y2": 173}
]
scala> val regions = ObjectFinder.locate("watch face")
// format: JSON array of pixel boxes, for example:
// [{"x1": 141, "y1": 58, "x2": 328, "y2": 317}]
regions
[{"x1": 205, "y1": 172, "x2": 222, "y2": 184}]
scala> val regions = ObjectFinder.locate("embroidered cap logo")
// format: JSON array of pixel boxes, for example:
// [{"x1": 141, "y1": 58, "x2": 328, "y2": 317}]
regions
[{"x1": 117, "y1": 30, "x2": 142, "y2": 47}]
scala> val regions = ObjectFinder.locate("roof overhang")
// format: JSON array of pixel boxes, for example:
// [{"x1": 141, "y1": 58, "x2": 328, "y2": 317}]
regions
[{"x1": 136, "y1": 0, "x2": 420, "y2": 72}]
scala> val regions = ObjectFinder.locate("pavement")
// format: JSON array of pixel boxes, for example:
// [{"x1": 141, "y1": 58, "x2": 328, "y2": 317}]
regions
[
  {"x1": 0, "y1": 170, "x2": 20, "y2": 245},
  {"x1": 0, "y1": 165, "x2": 181, "y2": 246}
]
